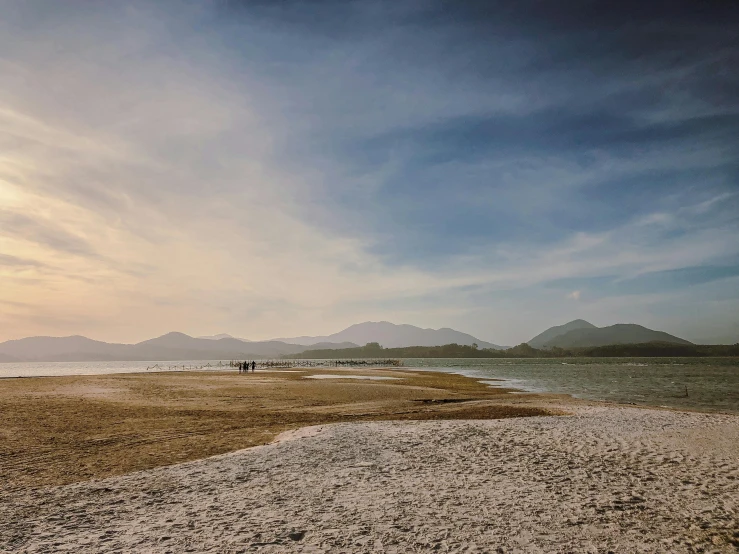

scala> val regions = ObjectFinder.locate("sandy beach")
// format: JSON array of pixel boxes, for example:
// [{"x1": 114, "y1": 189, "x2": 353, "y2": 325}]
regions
[{"x1": 1, "y1": 369, "x2": 738, "y2": 553}]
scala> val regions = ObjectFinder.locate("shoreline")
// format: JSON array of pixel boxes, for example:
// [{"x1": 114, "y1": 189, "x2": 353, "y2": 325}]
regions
[
  {"x1": 2, "y1": 356, "x2": 736, "y2": 415},
  {"x1": 2, "y1": 363, "x2": 736, "y2": 415}
]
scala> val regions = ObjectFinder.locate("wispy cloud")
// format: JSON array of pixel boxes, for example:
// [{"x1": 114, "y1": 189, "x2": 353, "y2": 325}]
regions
[
  {"x1": 0, "y1": 209, "x2": 99, "y2": 258},
  {"x1": 0, "y1": 0, "x2": 737, "y2": 344},
  {"x1": 0, "y1": 254, "x2": 44, "y2": 268}
]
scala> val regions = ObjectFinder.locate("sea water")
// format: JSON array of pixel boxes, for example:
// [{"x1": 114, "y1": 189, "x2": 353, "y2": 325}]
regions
[
  {"x1": 404, "y1": 357, "x2": 739, "y2": 414},
  {"x1": 0, "y1": 360, "x2": 231, "y2": 378}
]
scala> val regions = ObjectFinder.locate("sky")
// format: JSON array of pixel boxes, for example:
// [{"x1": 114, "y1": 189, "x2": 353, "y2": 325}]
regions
[{"x1": 1, "y1": 0, "x2": 738, "y2": 346}]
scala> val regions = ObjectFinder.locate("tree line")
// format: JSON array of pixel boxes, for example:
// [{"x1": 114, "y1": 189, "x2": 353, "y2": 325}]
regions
[{"x1": 283, "y1": 341, "x2": 739, "y2": 359}]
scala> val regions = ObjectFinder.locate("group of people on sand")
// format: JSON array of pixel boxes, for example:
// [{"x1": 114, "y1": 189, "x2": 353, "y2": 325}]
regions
[{"x1": 238, "y1": 361, "x2": 256, "y2": 374}]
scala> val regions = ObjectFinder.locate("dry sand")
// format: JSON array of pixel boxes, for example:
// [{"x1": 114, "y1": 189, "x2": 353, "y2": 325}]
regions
[{"x1": 2, "y1": 371, "x2": 738, "y2": 553}]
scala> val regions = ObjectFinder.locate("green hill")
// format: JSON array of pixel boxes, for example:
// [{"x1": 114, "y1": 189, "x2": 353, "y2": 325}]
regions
[
  {"x1": 542, "y1": 324, "x2": 692, "y2": 348},
  {"x1": 528, "y1": 319, "x2": 596, "y2": 348}
]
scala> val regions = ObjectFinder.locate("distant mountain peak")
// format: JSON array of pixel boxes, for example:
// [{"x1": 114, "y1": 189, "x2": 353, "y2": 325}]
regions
[
  {"x1": 272, "y1": 321, "x2": 503, "y2": 349},
  {"x1": 567, "y1": 319, "x2": 594, "y2": 326},
  {"x1": 528, "y1": 319, "x2": 596, "y2": 348},
  {"x1": 159, "y1": 331, "x2": 192, "y2": 338}
]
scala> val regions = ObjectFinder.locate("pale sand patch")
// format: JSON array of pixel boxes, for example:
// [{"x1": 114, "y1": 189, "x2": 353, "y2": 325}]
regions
[
  {"x1": 2, "y1": 405, "x2": 737, "y2": 553},
  {"x1": 304, "y1": 374, "x2": 401, "y2": 380},
  {"x1": 223, "y1": 369, "x2": 306, "y2": 374},
  {"x1": 271, "y1": 425, "x2": 325, "y2": 444},
  {"x1": 29, "y1": 384, "x2": 130, "y2": 400}
]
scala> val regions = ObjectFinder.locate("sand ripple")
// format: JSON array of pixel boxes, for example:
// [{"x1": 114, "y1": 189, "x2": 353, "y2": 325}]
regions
[{"x1": 2, "y1": 406, "x2": 738, "y2": 553}]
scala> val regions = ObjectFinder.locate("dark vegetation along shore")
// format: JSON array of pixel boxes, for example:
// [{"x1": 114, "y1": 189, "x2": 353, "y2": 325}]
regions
[{"x1": 286, "y1": 341, "x2": 739, "y2": 359}]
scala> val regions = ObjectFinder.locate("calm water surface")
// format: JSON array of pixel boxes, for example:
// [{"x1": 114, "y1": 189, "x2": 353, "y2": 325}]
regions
[
  {"x1": 404, "y1": 358, "x2": 739, "y2": 414},
  {"x1": 1, "y1": 357, "x2": 737, "y2": 414},
  {"x1": 0, "y1": 360, "x2": 231, "y2": 378}
]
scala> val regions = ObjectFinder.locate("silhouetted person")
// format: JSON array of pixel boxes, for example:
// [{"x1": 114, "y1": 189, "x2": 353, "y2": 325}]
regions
[{"x1": 251, "y1": 361, "x2": 256, "y2": 372}]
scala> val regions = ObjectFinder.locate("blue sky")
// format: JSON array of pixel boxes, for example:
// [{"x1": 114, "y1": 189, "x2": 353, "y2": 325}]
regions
[{"x1": 0, "y1": 0, "x2": 737, "y2": 344}]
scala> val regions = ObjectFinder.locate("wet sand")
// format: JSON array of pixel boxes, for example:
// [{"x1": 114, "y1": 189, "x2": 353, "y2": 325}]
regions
[
  {"x1": 2, "y1": 369, "x2": 738, "y2": 553},
  {"x1": 0, "y1": 367, "x2": 550, "y2": 491}
]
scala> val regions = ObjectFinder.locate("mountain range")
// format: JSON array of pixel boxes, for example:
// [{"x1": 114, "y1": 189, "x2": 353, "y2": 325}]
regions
[
  {"x1": 0, "y1": 333, "x2": 357, "y2": 363},
  {"x1": 527, "y1": 320, "x2": 692, "y2": 349},
  {"x1": 271, "y1": 321, "x2": 504, "y2": 349},
  {"x1": 0, "y1": 320, "x2": 695, "y2": 363},
  {"x1": 0, "y1": 322, "x2": 501, "y2": 362}
]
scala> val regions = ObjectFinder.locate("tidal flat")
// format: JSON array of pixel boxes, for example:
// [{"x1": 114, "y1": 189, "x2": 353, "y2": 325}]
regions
[
  {"x1": 2, "y1": 369, "x2": 737, "y2": 553},
  {"x1": 0, "y1": 368, "x2": 549, "y2": 491}
]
